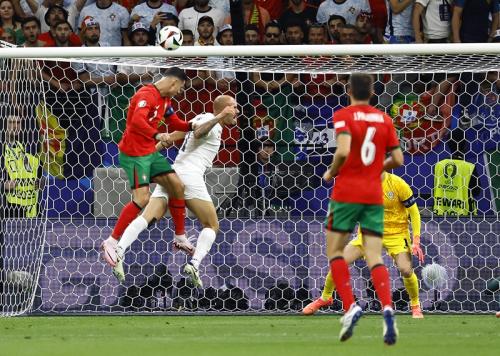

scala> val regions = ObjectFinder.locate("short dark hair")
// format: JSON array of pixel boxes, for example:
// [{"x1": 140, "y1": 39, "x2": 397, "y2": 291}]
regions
[
  {"x1": 164, "y1": 67, "x2": 187, "y2": 82},
  {"x1": 265, "y1": 21, "x2": 281, "y2": 33},
  {"x1": 181, "y1": 29, "x2": 193, "y2": 37},
  {"x1": 21, "y1": 16, "x2": 41, "y2": 29},
  {"x1": 340, "y1": 24, "x2": 359, "y2": 32},
  {"x1": 349, "y1": 73, "x2": 373, "y2": 101},
  {"x1": 245, "y1": 24, "x2": 259, "y2": 33},
  {"x1": 284, "y1": 21, "x2": 304, "y2": 32},
  {"x1": 53, "y1": 19, "x2": 73, "y2": 32},
  {"x1": 328, "y1": 15, "x2": 346, "y2": 25}
]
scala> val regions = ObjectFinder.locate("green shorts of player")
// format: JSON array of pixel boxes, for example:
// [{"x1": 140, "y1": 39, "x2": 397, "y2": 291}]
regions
[
  {"x1": 119, "y1": 151, "x2": 174, "y2": 189},
  {"x1": 324, "y1": 200, "x2": 384, "y2": 237}
]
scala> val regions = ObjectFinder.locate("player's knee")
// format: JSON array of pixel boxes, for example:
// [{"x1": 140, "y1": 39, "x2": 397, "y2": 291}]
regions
[
  {"x1": 201, "y1": 219, "x2": 219, "y2": 233},
  {"x1": 400, "y1": 266, "x2": 413, "y2": 278},
  {"x1": 134, "y1": 193, "x2": 151, "y2": 208}
]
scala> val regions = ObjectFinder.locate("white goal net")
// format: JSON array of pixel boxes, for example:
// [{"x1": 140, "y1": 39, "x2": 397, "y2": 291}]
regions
[{"x1": 0, "y1": 44, "x2": 499, "y2": 316}]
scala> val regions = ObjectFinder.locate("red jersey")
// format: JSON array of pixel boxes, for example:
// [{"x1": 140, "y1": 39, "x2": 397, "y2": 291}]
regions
[
  {"x1": 39, "y1": 32, "x2": 82, "y2": 47},
  {"x1": 331, "y1": 105, "x2": 400, "y2": 205},
  {"x1": 119, "y1": 85, "x2": 190, "y2": 156}
]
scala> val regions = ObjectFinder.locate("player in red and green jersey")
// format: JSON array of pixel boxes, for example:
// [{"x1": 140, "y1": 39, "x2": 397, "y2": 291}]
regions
[
  {"x1": 101, "y1": 67, "x2": 194, "y2": 268},
  {"x1": 322, "y1": 74, "x2": 404, "y2": 345}
]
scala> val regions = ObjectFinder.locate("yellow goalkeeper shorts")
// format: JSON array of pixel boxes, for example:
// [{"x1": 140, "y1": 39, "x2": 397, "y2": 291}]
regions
[{"x1": 349, "y1": 232, "x2": 412, "y2": 258}]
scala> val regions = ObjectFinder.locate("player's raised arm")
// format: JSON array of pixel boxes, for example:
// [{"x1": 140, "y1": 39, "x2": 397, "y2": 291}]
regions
[{"x1": 193, "y1": 96, "x2": 238, "y2": 139}]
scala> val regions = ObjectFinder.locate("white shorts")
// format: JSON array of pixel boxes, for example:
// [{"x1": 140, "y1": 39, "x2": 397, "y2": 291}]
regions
[{"x1": 151, "y1": 170, "x2": 212, "y2": 202}]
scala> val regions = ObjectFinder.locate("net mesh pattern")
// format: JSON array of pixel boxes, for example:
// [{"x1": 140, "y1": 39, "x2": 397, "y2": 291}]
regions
[{"x1": 0, "y1": 45, "x2": 499, "y2": 316}]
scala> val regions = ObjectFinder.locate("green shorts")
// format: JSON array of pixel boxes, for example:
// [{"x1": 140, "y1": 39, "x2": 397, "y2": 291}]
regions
[
  {"x1": 324, "y1": 200, "x2": 384, "y2": 237},
  {"x1": 119, "y1": 151, "x2": 174, "y2": 189}
]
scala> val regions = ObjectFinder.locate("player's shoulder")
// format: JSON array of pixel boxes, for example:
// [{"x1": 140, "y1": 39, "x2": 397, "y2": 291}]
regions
[
  {"x1": 388, "y1": 173, "x2": 411, "y2": 191},
  {"x1": 191, "y1": 112, "x2": 215, "y2": 123}
]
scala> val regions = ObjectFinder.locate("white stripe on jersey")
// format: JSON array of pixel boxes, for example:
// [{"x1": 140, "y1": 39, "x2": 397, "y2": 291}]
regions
[{"x1": 174, "y1": 113, "x2": 222, "y2": 173}]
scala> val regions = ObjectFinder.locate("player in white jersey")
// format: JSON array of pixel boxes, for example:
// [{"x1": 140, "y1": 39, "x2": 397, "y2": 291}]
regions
[{"x1": 111, "y1": 95, "x2": 239, "y2": 287}]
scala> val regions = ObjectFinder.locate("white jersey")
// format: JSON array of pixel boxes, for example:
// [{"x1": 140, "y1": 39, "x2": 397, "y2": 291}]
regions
[
  {"x1": 178, "y1": 6, "x2": 227, "y2": 40},
  {"x1": 416, "y1": 0, "x2": 452, "y2": 40},
  {"x1": 131, "y1": 2, "x2": 178, "y2": 28},
  {"x1": 385, "y1": 0, "x2": 414, "y2": 37},
  {"x1": 316, "y1": 0, "x2": 371, "y2": 25},
  {"x1": 174, "y1": 113, "x2": 222, "y2": 174},
  {"x1": 78, "y1": 3, "x2": 130, "y2": 46}
]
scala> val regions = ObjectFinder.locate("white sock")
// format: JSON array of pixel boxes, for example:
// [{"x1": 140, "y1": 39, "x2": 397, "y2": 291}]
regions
[
  {"x1": 190, "y1": 228, "x2": 216, "y2": 269},
  {"x1": 117, "y1": 215, "x2": 148, "y2": 252},
  {"x1": 174, "y1": 234, "x2": 187, "y2": 243}
]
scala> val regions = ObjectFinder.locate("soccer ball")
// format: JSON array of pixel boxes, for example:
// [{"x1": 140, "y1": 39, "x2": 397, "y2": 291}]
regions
[
  {"x1": 158, "y1": 26, "x2": 183, "y2": 50},
  {"x1": 421, "y1": 263, "x2": 448, "y2": 289}
]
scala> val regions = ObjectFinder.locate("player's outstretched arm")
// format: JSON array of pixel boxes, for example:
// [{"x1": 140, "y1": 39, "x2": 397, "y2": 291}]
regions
[
  {"x1": 155, "y1": 131, "x2": 187, "y2": 151},
  {"x1": 407, "y1": 203, "x2": 424, "y2": 263},
  {"x1": 383, "y1": 148, "x2": 404, "y2": 171}
]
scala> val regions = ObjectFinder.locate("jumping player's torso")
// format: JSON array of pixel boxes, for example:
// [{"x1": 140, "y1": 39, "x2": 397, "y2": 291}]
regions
[
  {"x1": 332, "y1": 104, "x2": 400, "y2": 205},
  {"x1": 119, "y1": 85, "x2": 171, "y2": 156},
  {"x1": 174, "y1": 113, "x2": 223, "y2": 174}
]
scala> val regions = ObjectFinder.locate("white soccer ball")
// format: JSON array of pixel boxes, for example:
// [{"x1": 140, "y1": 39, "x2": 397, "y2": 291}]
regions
[
  {"x1": 422, "y1": 263, "x2": 448, "y2": 289},
  {"x1": 158, "y1": 26, "x2": 183, "y2": 50}
]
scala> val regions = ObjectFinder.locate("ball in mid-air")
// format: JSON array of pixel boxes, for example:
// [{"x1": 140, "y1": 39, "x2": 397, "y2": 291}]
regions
[
  {"x1": 158, "y1": 26, "x2": 183, "y2": 50},
  {"x1": 422, "y1": 263, "x2": 448, "y2": 289}
]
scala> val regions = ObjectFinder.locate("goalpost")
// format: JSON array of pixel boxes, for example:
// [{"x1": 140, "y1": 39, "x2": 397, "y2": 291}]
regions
[{"x1": 0, "y1": 44, "x2": 499, "y2": 316}]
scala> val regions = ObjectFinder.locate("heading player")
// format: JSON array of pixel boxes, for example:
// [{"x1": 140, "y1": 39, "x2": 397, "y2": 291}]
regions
[
  {"x1": 304, "y1": 172, "x2": 425, "y2": 319},
  {"x1": 101, "y1": 67, "x2": 194, "y2": 268},
  {"x1": 111, "y1": 95, "x2": 239, "y2": 286},
  {"x1": 322, "y1": 73, "x2": 404, "y2": 345}
]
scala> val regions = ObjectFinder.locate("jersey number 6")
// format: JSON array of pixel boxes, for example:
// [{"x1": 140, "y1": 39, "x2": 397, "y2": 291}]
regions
[{"x1": 361, "y1": 127, "x2": 376, "y2": 166}]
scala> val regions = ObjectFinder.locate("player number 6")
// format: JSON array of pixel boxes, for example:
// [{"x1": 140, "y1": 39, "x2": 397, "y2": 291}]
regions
[{"x1": 361, "y1": 127, "x2": 376, "y2": 166}]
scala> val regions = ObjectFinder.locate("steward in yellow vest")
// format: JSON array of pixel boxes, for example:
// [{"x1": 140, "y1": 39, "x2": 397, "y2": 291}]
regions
[{"x1": 433, "y1": 158, "x2": 478, "y2": 216}]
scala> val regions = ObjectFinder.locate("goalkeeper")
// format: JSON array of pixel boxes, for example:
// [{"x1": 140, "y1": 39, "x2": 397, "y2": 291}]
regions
[
  {"x1": 101, "y1": 67, "x2": 194, "y2": 268},
  {"x1": 111, "y1": 95, "x2": 239, "y2": 286},
  {"x1": 304, "y1": 172, "x2": 425, "y2": 318}
]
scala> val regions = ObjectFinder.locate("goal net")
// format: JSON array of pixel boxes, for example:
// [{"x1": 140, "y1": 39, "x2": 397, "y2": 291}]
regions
[{"x1": 0, "y1": 44, "x2": 498, "y2": 316}]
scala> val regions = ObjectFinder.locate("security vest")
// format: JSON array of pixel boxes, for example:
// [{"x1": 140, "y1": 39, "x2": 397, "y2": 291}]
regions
[
  {"x1": 433, "y1": 159, "x2": 477, "y2": 216},
  {"x1": 3, "y1": 141, "x2": 39, "y2": 217}
]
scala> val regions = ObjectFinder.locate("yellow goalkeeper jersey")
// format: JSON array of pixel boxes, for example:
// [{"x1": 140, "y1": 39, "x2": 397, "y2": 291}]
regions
[{"x1": 382, "y1": 173, "x2": 416, "y2": 236}]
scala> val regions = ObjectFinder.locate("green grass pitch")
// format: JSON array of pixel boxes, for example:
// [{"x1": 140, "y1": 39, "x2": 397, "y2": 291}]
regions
[{"x1": 0, "y1": 315, "x2": 498, "y2": 356}]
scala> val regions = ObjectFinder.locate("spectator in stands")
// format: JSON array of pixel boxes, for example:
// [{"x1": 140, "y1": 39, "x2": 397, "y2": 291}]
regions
[
  {"x1": 412, "y1": 0, "x2": 451, "y2": 43},
  {"x1": 128, "y1": 21, "x2": 150, "y2": 47},
  {"x1": 241, "y1": 0, "x2": 271, "y2": 37},
  {"x1": 181, "y1": 29, "x2": 194, "y2": 45},
  {"x1": 355, "y1": 11, "x2": 373, "y2": 43},
  {"x1": 45, "y1": 19, "x2": 74, "y2": 47},
  {"x1": 39, "y1": 5, "x2": 81, "y2": 46},
  {"x1": 217, "y1": 22, "x2": 233, "y2": 45},
  {"x1": 317, "y1": 0, "x2": 371, "y2": 25},
  {"x1": 0, "y1": 0, "x2": 23, "y2": 44},
  {"x1": 0, "y1": 26, "x2": 15, "y2": 43},
  {"x1": 384, "y1": 0, "x2": 415, "y2": 43},
  {"x1": 24, "y1": 0, "x2": 85, "y2": 33},
  {"x1": 284, "y1": 21, "x2": 305, "y2": 44},
  {"x1": 307, "y1": 22, "x2": 328, "y2": 44},
  {"x1": 452, "y1": 0, "x2": 499, "y2": 43},
  {"x1": 130, "y1": 0, "x2": 177, "y2": 32},
  {"x1": 263, "y1": 20, "x2": 281, "y2": 45},
  {"x1": 148, "y1": 12, "x2": 179, "y2": 45},
  {"x1": 195, "y1": 15, "x2": 216, "y2": 45},
  {"x1": 78, "y1": 0, "x2": 130, "y2": 46},
  {"x1": 327, "y1": 14, "x2": 346, "y2": 43},
  {"x1": 21, "y1": 16, "x2": 44, "y2": 47},
  {"x1": 338, "y1": 23, "x2": 360, "y2": 44},
  {"x1": 248, "y1": 139, "x2": 276, "y2": 216},
  {"x1": 279, "y1": 0, "x2": 318, "y2": 31},
  {"x1": 368, "y1": 0, "x2": 387, "y2": 42},
  {"x1": 179, "y1": 0, "x2": 228, "y2": 40},
  {"x1": 244, "y1": 23, "x2": 260, "y2": 44},
  {"x1": 208, "y1": 0, "x2": 230, "y2": 15}
]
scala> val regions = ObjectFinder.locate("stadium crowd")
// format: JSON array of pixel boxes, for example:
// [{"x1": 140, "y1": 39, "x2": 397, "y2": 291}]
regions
[{"x1": 0, "y1": 0, "x2": 499, "y2": 218}]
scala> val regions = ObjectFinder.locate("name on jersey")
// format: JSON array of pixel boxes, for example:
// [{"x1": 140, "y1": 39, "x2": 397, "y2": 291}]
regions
[{"x1": 353, "y1": 112, "x2": 384, "y2": 123}]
